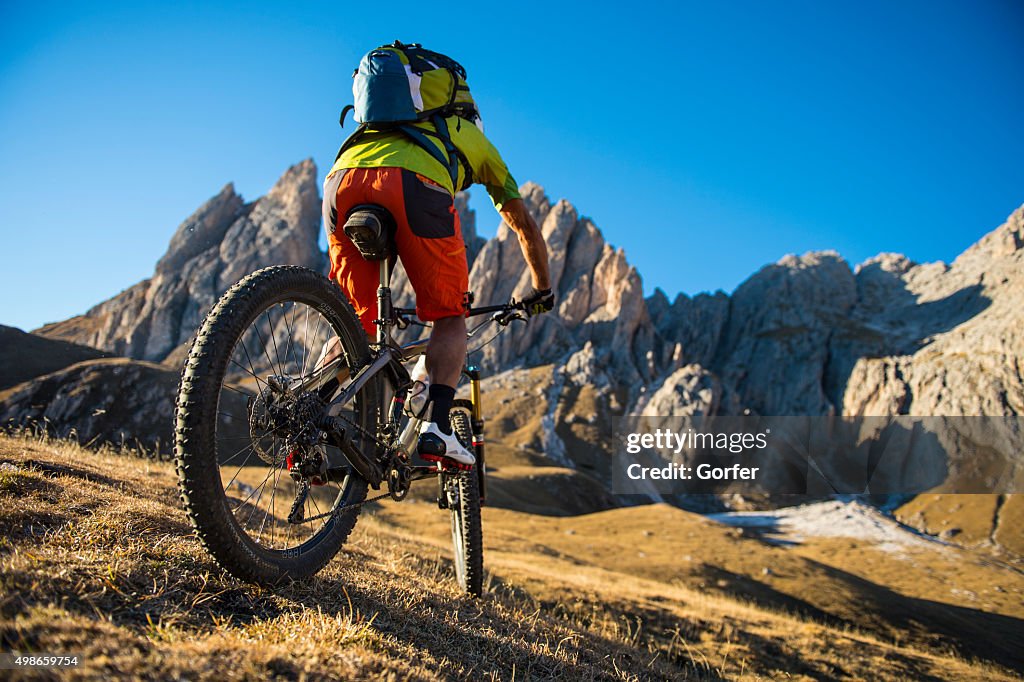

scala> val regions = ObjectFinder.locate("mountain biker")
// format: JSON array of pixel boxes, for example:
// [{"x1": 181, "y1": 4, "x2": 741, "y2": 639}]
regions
[{"x1": 321, "y1": 44, "x2": 553, "y2": 468}]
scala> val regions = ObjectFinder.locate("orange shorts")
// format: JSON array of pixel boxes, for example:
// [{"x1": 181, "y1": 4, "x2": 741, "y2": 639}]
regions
[{"x1": 325, "y1": 167, "x2": 469, "y2": 336}]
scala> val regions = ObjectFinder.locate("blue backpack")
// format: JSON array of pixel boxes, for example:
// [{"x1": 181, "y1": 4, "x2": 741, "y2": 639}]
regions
[{"x1": 336, "y1": 41, "x2": 481, "y2": 189}]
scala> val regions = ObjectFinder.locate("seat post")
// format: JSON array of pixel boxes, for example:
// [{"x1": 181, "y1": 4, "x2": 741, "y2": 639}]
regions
[{"x1": 376, "y1": 258, "x2": 392, "y2": 344}]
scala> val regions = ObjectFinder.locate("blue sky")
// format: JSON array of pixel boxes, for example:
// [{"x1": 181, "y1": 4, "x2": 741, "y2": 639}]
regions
[{"x1": 1, "y1": 1, "x2": 1022, "y2": 331}]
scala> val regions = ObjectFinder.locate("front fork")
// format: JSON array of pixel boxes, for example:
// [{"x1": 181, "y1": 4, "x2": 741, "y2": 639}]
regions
[{"x1": 465, "y1": 365, "x2": 487, "y2": 505}]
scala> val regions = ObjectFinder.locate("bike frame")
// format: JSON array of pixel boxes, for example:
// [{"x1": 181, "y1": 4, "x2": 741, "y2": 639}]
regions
[{"x1": 309, "y1": 256, "x2": 495, "y2": 502}]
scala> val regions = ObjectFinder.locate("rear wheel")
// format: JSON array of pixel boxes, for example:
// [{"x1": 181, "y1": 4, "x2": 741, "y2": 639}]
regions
[
  {"x1": 446, "y1": 409, "x2": 483, "y2": 596},
  {"x1": 174, "y1": 266, "x2": 380, "y2": 585}
]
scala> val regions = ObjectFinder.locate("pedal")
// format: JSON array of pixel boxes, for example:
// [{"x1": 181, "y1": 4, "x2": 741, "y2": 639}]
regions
[
  {"x1": 420, "y1": 453, "x2": 474, "y2": 471},
  {"x1": 418, "y1": 430, "x2": 474, "y2": 471}
]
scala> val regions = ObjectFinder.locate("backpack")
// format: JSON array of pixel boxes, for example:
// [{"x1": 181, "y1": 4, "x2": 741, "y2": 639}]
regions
[{"x1": 335, "y1": 41, "x2": 481, "y2": 190}]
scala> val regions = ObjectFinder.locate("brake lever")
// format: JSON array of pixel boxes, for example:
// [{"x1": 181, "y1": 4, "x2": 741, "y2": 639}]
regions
[{"x1": 491, "y1": 310, "x2": 521, "y2": 327}]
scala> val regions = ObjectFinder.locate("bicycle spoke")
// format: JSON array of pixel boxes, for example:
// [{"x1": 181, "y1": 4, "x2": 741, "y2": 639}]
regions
[
  {"x1": 244, "y1": 462, "x2": 276, "y2": 528},
  {"x1": 264, "y1": 310, "x2": 285, "y2": 377},
  {"x1": 281, "y1": 302, "x2": 298, "y2": 376},
  {"x1": 301, "y1": 311, "x2": 324, "y2": 379},
  {"x1": 300, "y1": 304, "x2": 310, "y2": 379},
  {"x1": 230, "y1": 463, "x2": 277, "y2": 513},
  {"x1": 221, "y1": 383, "x2": 253, "y2": 398},
  {"x1": 220, "y1": 422, "x2": 287, "y2": 483},
  {"x1": 236, "y1": 338, "x2": 268, "y2": 392},
  {"x1": 258, "y1": 462, "x2": 281, "y2": 545},
  {"x1": 251, "y1": 318, "x2": 278, "y2": 379},
  {"x1": 308, "y1": 492, "x2": 324, "y2": 538}
]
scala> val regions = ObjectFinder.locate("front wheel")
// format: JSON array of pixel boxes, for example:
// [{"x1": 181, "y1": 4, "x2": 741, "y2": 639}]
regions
[
  {"x1": 446, "y1": 409, "x2": 483, "y2": 596},
  {"x1": 174, "y1": 265, "x2": 379, "y2": 585}
]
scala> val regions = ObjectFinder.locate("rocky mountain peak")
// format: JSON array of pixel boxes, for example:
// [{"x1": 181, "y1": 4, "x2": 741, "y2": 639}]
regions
[
  {"x1": 854, "y1": 252, "x2": 916, "y2": 277},
  {"x1": 519, "y1": 181, "x2": 552, "y2": 223},
  {"x1": 266, "y1": 158, "x2": 317, "y2": 201},
  {"x1": 468, "y1": 184, "x2": 655, "y2": 389},
  {"x1": 956, "y1": 203, "x2": 1024, "y2": 264},
  {"x1": 30, "y1": 162, "x2": 1023, "y2": 428},
  {"x1": 156, "y1": 183, "x2": 243, "y2": 275}
]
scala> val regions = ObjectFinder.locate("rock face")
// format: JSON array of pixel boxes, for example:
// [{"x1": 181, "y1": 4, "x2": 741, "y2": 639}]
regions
[
  {"x1": 0, "y1": 359, "x2": 181, "y2": 453},
  {"x1": 838, "y1": 210, "x2": 1024, "y2": 417},
  {"x1": 642, "y1": 207, "x2": 1024, "y2": 420},
  {"x1": 714, "y1": 251, "x2": 857, "y2": 416},
  {"x1": 14, "y1": 159, "x2": 1024, "y2": 489},
  {"x1": 640, "y1": 365, "x2": 721, "y2": 417},
  {"x1": 469, "y1": 183, "x2": 655, "y2": 389}
]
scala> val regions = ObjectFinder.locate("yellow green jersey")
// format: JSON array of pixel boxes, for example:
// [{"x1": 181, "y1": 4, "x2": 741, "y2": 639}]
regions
[{"x1": 329, "y1": 115, "x2": 521, "y2": 211}]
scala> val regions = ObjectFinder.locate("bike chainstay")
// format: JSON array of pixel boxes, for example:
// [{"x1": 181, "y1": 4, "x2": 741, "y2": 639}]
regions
[{"x1": 293, "y1": 408, "x2": 401, "y2": 524}]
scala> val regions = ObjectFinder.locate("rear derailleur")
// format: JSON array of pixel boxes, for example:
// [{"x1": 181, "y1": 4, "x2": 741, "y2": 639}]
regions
[{"x1": 285, "y1": 444, "x2": 327, "y2": 525}]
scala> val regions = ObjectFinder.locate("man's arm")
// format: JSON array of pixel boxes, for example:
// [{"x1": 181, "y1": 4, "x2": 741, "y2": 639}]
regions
[{"x1": 499, "y1": 198, "x2": 551, "y2": 292}]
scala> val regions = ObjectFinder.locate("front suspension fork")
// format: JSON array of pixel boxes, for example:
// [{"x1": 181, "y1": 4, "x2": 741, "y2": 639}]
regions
[{"x1": 465, "y1": 365, "x2": 486, "y2": 505}]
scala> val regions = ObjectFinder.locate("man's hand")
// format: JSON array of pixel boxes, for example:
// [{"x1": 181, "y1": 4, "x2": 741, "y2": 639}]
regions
[{"x1": 521, "y1": 287, "x2": 555, "y2": 317}]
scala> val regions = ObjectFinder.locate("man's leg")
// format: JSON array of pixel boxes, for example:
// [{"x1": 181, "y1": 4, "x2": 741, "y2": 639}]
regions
[
  {"x1": 423, "y1": 315, "x2": 467, "y2": 434},
  {"x1": 387, "y1": 170, "x2": 473, "y2": 463}
]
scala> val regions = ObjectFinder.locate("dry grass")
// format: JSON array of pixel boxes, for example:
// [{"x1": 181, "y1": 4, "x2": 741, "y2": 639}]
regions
[
  {"x1": 0, "y1": 432, "x2": 1021, "y2": 681},
  {"x1": 897, "y1": 493, "x2": 1024, "y2": 556}
]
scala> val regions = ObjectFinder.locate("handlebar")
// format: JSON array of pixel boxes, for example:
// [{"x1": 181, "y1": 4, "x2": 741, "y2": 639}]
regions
[
  {"x1": 467, "y1": 300, "x2": 527, "y2": 326},
  {"x1": 393, "y1": 299, "x2": 528, "y2": 328}
]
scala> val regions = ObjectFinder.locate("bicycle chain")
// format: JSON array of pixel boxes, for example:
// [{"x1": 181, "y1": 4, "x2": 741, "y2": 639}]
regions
[
  {"x1": 295, "y1": 488, "x2": 394, "y2": 525},
  {"x1": 330, "y1": 409, "x2": 390, "y2": 450},
  {"x1": 300, "y1": 386, "x2": 464, "y2": 525}
]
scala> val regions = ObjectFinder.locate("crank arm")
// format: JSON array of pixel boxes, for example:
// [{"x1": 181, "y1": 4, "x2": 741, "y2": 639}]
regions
[{"x1": 410, "y1": 465, "x2": 442, "y2": 481}]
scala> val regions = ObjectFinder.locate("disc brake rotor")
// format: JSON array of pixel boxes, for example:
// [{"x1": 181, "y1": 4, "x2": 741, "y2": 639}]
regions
[{"x1": 247, "y1": 391, "x2": 279, "y2": 464}]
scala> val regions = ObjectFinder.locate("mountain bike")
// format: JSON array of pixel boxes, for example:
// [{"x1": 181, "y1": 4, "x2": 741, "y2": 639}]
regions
[{"x1": 173, "y1": 213, "x2": 527, "y2": 596}]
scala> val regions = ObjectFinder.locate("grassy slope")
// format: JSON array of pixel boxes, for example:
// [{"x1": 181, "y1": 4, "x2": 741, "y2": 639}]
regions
[
  {"x1": 1, "y1": 435, "x2": 1021, "y2": 681},
  {"x1": 897, "y1": 493, "x2": 1024, "y2": 556}
]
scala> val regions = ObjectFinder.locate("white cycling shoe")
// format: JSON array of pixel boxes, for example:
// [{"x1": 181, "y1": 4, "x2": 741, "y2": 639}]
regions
[{"x1": 417, "y1": 421, "x2": 475, "y2": 469}]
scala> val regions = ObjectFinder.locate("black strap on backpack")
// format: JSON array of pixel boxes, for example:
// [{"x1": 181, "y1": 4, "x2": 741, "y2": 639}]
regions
[
  {"x1": 334, "y1": 120, "x2": 473, "y2": 191},
  {"x1": 394, "y1": 41, "x2": 467, "y2": 79}
]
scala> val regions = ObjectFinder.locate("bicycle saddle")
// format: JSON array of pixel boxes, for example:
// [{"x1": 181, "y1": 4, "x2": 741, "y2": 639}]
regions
[{"x1": 343, "y1": 204, "x2": 395, "y2": 261}]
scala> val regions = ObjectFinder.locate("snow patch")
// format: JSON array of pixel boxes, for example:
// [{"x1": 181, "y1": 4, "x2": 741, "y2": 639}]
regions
[{"x1": 708, "y1": 500, "x2": 944, "y2": 553}]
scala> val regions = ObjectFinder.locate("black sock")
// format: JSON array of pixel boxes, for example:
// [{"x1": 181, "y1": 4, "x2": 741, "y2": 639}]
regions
[{"x1": 427, "y1": 384, "x2": 456, "y2": 436}]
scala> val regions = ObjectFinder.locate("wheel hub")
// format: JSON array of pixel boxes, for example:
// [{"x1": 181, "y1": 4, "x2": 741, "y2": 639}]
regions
[{"x1": 248, "y1": 377, "x2": 327, "y2": 465}]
